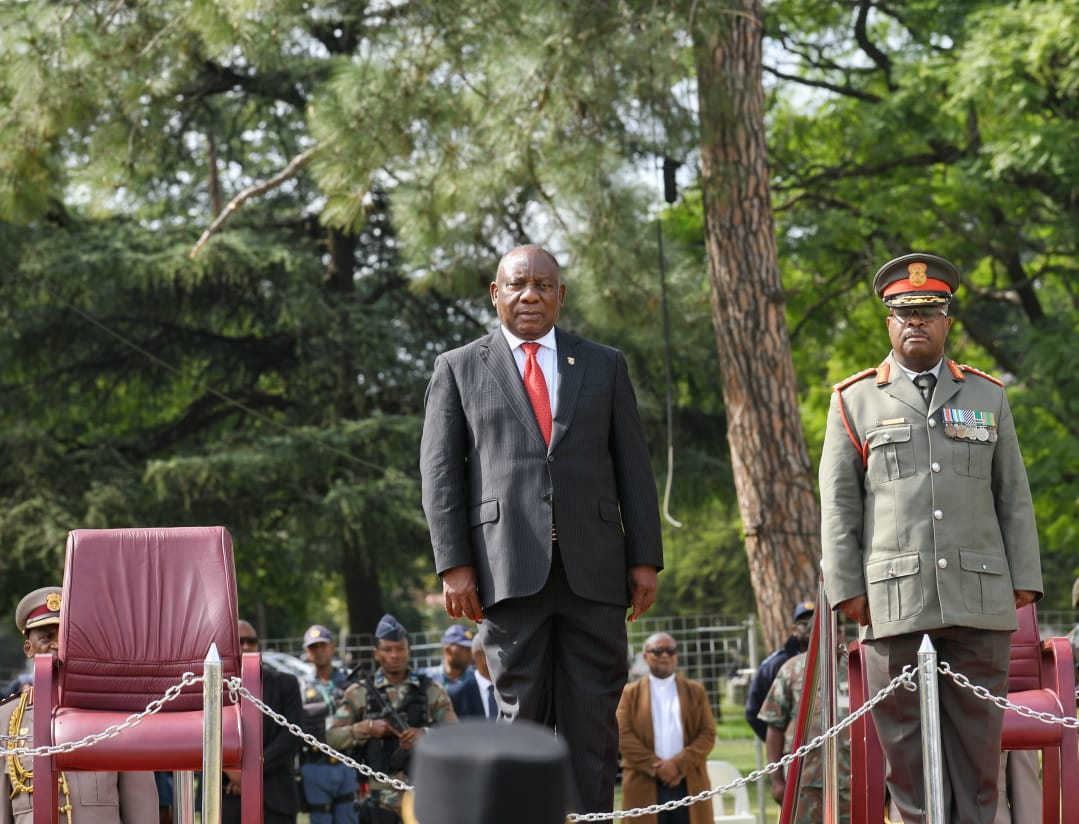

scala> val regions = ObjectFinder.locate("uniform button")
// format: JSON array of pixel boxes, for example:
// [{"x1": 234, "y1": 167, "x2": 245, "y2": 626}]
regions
[
  {"x1": 931, "y1": 462, "x2": 941, "y2": 473},
  {"x1": 542, "y1": 494, "x2": 552, "y2": 503},
  {"x1": 933, "y1": 509, "x2": 943, "y2": 520},
  {"x1": 929, "y1": 418, "x2": 937, "y2": 428},
  {"x1": 938, "y1": 559, "x2": 948, "y2": 569},
  {"x1": 888, "y1": 567, "x2": 896, "y2": 577},
  {"x1": 981, "y1": 563, "x2": 988, "y2": 570},
  {"x1": 883, "y1": 433, "x2": 891, "y2": 442}
]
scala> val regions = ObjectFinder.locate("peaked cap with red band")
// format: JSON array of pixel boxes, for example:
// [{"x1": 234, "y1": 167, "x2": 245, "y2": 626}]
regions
[
  {"x1": 15, "y1": 585, "x2": 63, "y2": 634},
  {"x1": 873, "y1": 252, "x2": 960, "y2": 308}
]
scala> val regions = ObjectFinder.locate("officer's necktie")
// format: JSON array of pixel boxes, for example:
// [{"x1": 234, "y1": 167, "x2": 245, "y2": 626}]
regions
[
  {"x1": 914, "y1": 372, "x2": 937, "y2": 408},
  {"x1": 486, "y1": 684, "x2": 498, "y2": 720},
  {"x1": 521, "y1": 342, "x2": 552, "y2": 445}
]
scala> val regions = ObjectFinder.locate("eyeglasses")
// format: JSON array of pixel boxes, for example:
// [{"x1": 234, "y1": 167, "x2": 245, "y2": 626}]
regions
[
  {"x1": 646, "y1": 647, "x2": 677, "y2": 657},
  {"x1": 889, "y1": 307, "x2": 948, "y2": 324},
  {"x1": 239, "y1": 636, "x2": 259, "y2": 646}
]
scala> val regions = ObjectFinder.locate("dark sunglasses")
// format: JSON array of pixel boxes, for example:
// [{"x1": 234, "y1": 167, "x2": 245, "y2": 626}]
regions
[
  {"x1": 646, "y1": 646, "x2": 677, "y2": 656},
  {"x1": 239, "y1": 636, "x2": 259, "y2": 645}
]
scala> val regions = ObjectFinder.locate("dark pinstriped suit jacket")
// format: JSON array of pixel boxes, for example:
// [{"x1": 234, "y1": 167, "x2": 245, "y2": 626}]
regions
[{"x1": 420, "y1": 326, "x2": 663, "y2": 609}]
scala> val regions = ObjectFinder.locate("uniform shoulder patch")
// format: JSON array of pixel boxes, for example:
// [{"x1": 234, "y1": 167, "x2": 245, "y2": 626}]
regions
[
  {"x1": 833, "y1": 367, "x2": 876, "y2": 392},
  {"x1": 958, "y1": 363, "x2": 1004, "y2": 387}
]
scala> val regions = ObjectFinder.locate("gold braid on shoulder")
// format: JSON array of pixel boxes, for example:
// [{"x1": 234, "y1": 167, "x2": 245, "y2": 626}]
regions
[{"x1": 7, "y1": 688, "x2": 72, "y2": 824}]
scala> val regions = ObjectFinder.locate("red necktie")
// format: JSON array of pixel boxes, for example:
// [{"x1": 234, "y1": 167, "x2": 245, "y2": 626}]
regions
[{"x1": 521, "y1": 342, "x2": 552, "y2": 445}]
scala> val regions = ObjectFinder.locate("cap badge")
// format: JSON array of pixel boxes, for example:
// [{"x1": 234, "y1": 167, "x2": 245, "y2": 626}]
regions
[
  {"x1": 46, "y1": 593, "x2": 62, "y2": 611},
  {"x1": 907, "y1": 261, "x2": 928, "y2": 287}
]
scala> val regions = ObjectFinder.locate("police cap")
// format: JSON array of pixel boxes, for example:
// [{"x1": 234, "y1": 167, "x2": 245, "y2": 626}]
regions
[
  {"x1": 409, "y1": 719, "x2": 569, "y2": 824},
  {"x1": 375, "y1": 613, "x2": 408, "y2": 642},
  {"x1": 15, "y1": 586, "x2": 63, "y2": 635},
  {"x1": 873, "y1": 253, "x2": 960, "y2": 308},
  {"x1": 303, "y1": 624, "x2": 334, "y2": 648},
  {"x1": 792, "y1": 601, "x2": 815, "y2": 623}
]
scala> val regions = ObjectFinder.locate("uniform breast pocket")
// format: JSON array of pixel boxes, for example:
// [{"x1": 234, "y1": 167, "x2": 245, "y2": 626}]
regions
[
  {"x1": 865, "y1": 424, "x2": 915, "y2": 484},
  {"x1": 866, "y1": 554, "x2": 923, "y2": 623},
  {"x1": 953, "y1": 441, "x2": 992, "y2": 478}
]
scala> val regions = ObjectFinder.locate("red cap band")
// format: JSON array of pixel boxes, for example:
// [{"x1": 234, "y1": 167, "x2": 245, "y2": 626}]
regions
[{"x1": 882, "y1": 277, "x2": 952, "y2": 297}]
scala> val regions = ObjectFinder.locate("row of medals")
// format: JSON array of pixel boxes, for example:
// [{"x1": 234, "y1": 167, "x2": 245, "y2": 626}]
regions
[{"x1": 944, "y1": 422, "x2": 997, "y2": 442}]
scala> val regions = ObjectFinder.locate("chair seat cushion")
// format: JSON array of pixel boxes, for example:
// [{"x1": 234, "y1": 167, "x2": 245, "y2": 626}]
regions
[{"x1": 51, "y1": 705, "x2": 244, "y2": 771}]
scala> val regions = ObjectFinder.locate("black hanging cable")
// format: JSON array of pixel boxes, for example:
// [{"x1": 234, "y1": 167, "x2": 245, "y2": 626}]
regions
[{"x1": 656, "y1": 156, "x2": 683, "y2": 529}]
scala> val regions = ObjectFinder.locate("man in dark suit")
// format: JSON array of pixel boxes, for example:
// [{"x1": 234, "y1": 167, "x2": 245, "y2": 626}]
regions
[
  {"x1": 446, "y1": 635, "x2": 497, "y2": 720},
  {"x1": 222, "y1": 620, "x2": 303, "y2": 824},
  {"x1": 420, "y1": 244, "x2": 664, "y2": 818}
]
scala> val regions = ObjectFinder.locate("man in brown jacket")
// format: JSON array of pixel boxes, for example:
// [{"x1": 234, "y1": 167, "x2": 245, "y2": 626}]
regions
[{"x1": 617, "y1": 633, "x2": 715, "y2": 824}]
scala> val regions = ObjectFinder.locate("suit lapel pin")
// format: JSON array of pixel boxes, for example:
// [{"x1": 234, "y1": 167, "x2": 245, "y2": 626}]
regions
[{"x1": 567, "y1": 357, "x2": 575, "y2": 365}]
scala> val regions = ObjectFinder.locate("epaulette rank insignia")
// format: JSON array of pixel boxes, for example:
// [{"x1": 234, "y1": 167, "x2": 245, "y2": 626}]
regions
[
  {"x1": 958, "y1": 363, "x2": 1004, "y2": 387},
  {"x1": 833, "y1": 367, "x2": 876, "y2": 392}
]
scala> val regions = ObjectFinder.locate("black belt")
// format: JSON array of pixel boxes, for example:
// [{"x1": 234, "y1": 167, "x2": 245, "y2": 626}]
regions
[{"x1": 301, "y1": 751, "x2": 341, "y2": 765}]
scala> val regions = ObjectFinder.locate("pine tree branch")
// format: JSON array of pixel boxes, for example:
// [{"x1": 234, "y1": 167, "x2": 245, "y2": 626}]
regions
[{"x1": 190, "y1": 145, "x2": 319, "y2": 258}]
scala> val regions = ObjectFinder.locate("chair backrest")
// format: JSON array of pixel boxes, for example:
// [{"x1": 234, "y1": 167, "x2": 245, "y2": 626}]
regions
[
  {"x1": 1008, "y1": 603, "x2": 1041, "y2": 692},
  {"x1": 59, "y1": 526, "x2": 241, "y2": 712},
  {"x1": 706, "y1": 760, "x2": 752, "y2": 820}
]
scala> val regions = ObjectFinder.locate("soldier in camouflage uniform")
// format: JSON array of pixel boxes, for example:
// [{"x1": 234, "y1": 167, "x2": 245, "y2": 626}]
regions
[
  {"x1": 327, "y1": 615, "x2": 457, "y2": 824},
  {"x1": 757, "y1": 650, "x2": 851, "y2": 824}
]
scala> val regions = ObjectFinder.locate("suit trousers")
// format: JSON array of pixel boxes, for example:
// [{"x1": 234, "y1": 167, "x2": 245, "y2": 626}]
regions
[
  {"x1": 864, "y1": 626, "x2": 1011, "y2": 824},
  {"x1": 482, "y1": 544, "x2": 628, "y2": 820}
]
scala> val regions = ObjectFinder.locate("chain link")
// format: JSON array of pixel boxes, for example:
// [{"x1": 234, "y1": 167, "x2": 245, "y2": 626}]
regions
[
  {"x1": 0, "y1": 672, "x2": 204, "y2": 757},
  {"x1": 227, "y1": 679, "x2": 411, "y2": 792},
  {"x1": 8, "y1": 659, "x2": 1075, "y2": 822},
  {"x1": 937, "y1": 662, "x2": 1079, "y2": 729},
  {"x1": 568, "y1": 665, "x2": 918, "y2": 821}
]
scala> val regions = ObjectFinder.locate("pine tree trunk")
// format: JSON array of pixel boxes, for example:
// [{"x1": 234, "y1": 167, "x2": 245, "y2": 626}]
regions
[{"x1": 693, "y1": 1, "x2": 821, "y2": 648}]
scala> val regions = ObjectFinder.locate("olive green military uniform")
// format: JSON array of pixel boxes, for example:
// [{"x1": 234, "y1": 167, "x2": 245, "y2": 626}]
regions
[
  {"x1": 820, "y1": 353, "x2": 1042, "y2": 824},
  {"x1": 326, "y1": 670, "x2": 456, "y2": 816},
  {"x1": 758, "y1": 652, "x2": 851, "y2": 824}
]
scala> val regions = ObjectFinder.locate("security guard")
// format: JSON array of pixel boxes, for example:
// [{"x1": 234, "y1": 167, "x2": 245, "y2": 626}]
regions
[
  {"x1": 820, "y1": 253, "x2": 1043, "y2": 824},
  {"x1": 326, "y1": 615, "x2": 456, "y2": 824},
  {"x1": 299, "y1": 625, "x2": 358, "y2": 824},
  {"x1": 0, "y1": 587, "x2": 159, "y2": 824}
]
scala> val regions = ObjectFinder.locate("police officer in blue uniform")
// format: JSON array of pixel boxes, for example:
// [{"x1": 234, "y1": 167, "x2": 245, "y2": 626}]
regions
[{"x1": 299, "y1": 625, "x2": 358, "y2": 824}]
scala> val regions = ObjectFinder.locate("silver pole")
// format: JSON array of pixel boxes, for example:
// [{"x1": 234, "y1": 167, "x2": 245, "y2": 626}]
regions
[
  {"x1": 202, "y1": 643, "x2": 223, "y2": 824},
  {"x1": 918, "y1": 635, "x2": 945, "y2": 823},
  {"x1": 819, "y1": 583, "x2": 838, "y2": 824},
  {"x1": 746, "y1": 615, "x2": 766, "y2": 824},
  {"x1": 173, "y1": 771, "x2": 194, "y2": 824}
]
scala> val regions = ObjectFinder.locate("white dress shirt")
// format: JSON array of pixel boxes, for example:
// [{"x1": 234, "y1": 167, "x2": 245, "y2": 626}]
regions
[
  {"x1": 473, "y1": 669, "x2": 497, "y2": 719},
  {"x1": 500, "y1": 326, "x2": 558, "y2": 416},
  {"x1": 648, "y1": 673, "x2": 684, "y2": 760}
]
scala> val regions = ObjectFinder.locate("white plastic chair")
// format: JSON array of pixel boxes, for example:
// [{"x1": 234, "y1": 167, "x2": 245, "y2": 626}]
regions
[{"x1": 707, "y1": 760, "x2": 755, "y2": 823}]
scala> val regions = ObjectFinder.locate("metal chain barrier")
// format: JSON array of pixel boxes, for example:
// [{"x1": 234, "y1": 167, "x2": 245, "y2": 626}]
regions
[
  {"x1": 0, "y1": 671, "x2": 204, "y2": 757},
  {"x1": 15, "y1": 658, "x2": 1076, "y2": 822},
  {"x1": 938, "y1": 661, "x2": 1079, "y2": 729},
  {"x1": 226, "y1": 679, "x2": 411, "y2": 792}
]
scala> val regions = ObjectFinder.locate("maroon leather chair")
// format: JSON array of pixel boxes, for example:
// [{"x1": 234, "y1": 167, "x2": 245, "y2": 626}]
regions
[
  {"x1": 999, "y1": 603, "x2": 1077, "y2": 824},
  {"x1": 33, "y1": 527, "x2": 263, "y2": 824},
  {"x1": 846, "y1": 604, "x2": 1078, "y2": 824}
]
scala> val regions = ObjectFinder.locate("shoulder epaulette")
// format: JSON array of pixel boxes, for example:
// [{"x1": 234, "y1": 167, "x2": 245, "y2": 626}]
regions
[
  {"x1": 833, "y1": 367, "x2": 876, "y2": 392},
  {"x1": 957, "y1": 362, "x2": 1004, "y2": 387}
]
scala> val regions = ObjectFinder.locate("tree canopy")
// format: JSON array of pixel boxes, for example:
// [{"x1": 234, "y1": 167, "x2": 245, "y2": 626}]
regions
[{"x1": 2, "y1": 0, "x2": 1077, "y2": 655}]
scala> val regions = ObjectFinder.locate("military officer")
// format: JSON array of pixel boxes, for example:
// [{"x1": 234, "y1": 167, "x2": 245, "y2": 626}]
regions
[
  {"x1": 820, "y1": 253, "x2": 1043, "y2": 824},
  {"x1": 0, "y1": 586, "x2": 160, "y2": 824},
  {"x1": 326, "y1": 615, "x2": 456, "y2": 824}
]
